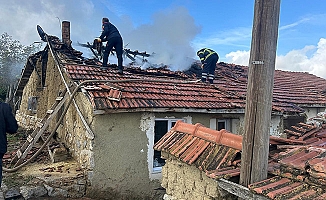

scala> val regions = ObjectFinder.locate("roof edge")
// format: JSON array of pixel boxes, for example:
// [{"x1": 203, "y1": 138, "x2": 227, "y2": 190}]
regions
[{"x1": 93, "y1": 108, "x2": 246, "y2": 115}]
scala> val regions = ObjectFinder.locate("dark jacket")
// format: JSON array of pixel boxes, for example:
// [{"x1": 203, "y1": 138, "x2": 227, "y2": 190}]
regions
[
  {"x1": 0, "y1": 102, "x2": 18, "y2": 153},
  {"x1": 197, "y1": 48, "x2": 219, "y2": 64},
  {"x1": 99, "y1": 22, "x2": 121, "y2": 42}
]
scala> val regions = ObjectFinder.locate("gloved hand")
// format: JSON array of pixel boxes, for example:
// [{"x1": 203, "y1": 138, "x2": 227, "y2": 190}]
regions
[{"x1": 95, "y1": 38, "x2": 101, "y2": 43}]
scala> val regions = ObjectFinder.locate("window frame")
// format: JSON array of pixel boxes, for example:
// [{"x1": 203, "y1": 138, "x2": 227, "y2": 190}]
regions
[
  {"x1": 147, "y1": 116, "x2": 192, "y2": 180},
  {"x1": 210, "y1": 118, "x2": 231, "y2": 131},
  {"x1": 152, "y1": 118, "x2": 183, "y2": 173}
]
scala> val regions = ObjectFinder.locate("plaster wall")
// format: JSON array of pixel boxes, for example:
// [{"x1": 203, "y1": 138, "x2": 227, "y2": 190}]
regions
[
  {"x1": 88, "y1": 112, "x2": 222, "y2": 198},
  {"x1": 90, "y1": 112, "x2": 163, "y2": 198},
  {"x1": 161, "y1": 153, "x2": 235, "y2": 200}
]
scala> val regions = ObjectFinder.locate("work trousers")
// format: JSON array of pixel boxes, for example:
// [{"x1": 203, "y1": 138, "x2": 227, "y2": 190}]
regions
[
  {"x1": 103, "y1": 36, "x2": 123, "y2": 70},
  {"x1": 201, "y1": 54, "x2": 218, "y2": 84}
]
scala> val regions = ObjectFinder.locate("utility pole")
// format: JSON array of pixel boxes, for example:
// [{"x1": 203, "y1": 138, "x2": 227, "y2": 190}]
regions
[{"x1": 239, "y1": 0, "x2": 280, "y2": 187}]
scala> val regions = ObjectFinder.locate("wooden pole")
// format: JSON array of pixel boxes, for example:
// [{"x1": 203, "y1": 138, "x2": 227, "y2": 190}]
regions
[{"x1": 239, "y1": 0, "x2": 280, "y2": 186}]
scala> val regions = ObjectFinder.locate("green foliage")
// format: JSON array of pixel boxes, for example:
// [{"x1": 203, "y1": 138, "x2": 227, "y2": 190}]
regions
[{"x1": 0, "y1": 32, "x2": 41, "y2": 101}]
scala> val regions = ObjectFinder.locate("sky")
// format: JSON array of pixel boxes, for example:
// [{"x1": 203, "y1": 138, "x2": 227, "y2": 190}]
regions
[{"x1": 1, "y1": 0, "x2": 326, "y2": 78}]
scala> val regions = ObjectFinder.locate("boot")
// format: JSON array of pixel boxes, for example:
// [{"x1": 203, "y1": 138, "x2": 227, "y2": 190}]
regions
[{"x1": 118, "y1": 67, "x2": 123, "y2": 75}]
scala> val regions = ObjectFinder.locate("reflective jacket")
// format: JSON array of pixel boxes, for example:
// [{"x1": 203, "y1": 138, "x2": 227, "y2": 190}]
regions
[
  {"x1": 0, "y1": 102, "x2": 18, "y2": 153},
  {"x1": 197, "y1": 48, "x2": 218, "y2": 64}
]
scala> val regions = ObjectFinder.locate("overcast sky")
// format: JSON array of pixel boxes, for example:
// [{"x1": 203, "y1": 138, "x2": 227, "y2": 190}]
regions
[{"x1": 1, "y1": 0, "x2": 326, "y2": 78}]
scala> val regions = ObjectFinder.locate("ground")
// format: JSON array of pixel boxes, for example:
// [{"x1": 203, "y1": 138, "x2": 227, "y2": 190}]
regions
[{"x1": 2, "y1": 128, "x2": 94, "y2": 200}]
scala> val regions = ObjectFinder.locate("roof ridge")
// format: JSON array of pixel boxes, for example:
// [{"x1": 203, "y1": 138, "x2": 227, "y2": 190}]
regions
[{"x1": 172, "y1": 120, "x2": 242, "y2": 150}]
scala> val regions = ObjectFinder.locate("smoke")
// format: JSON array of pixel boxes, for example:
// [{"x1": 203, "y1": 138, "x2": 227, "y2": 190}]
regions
[
  {"x1": 120, "y1": 6, "x2": 201, "y2": 71},
  {"x1": 0, "y1": 1, "x2": 201, "y2": 72}
]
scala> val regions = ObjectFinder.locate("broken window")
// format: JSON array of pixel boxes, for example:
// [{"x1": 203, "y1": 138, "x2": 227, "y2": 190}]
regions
[
  {"x1": 153, "y1": 118, "x2": 183, "y2": 172},
  {"x1": 27, "y1": 96, "x2": 38, "y2": 113}
]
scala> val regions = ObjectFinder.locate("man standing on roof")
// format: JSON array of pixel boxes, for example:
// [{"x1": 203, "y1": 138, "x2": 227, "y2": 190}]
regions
[
  {"x1": 0, "y1": 102, "x2": 18, "y2": 187},
  {"x1": 197, "y1": 48, "x2": 219, "y2": 84},
  {"x1": 96, "y1": 17, "x2": 124, "y2": 74}
]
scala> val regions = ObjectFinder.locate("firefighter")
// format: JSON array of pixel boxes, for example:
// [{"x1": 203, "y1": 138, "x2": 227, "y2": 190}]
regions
[
  {"x1": 196, "y1": 48, "x2": 219, "y2": 84},
  {"x1": 95, "y1": 17, "x2": 124, "y2": 74}
]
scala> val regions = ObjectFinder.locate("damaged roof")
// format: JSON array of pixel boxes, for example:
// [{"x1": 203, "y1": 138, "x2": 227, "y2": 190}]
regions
[
  {"x1": 154, "y1": 117, "x2": 326, "y2": 199},
  {"x1": 15, "y1": 34, "x2": 326, "y2": 114}
]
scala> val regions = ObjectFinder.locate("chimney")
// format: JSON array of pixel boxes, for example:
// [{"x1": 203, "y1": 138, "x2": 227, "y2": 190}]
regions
[{"x1": 62, "y1": 21, "x2": 71, "y2": 47}]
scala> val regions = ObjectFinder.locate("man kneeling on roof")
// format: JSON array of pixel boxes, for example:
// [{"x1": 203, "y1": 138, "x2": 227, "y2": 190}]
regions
[{"x1": 197, "y1": 48, "x2": 219, "y2": 84}]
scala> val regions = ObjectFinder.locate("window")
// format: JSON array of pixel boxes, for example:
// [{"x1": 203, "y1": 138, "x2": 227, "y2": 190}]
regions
[
  {"x1": 210, "y1": 118, "x2": 231, "y2": 131},
  {"x1": 153, "y1": 119, "x2": 183, "y2": 173},
  {"x1": 27, "y1": 96, "x2": 38, "y2": 113},
  {"x1": 217, "y1": 119, "x2": 227, "y2": 130},
  {"x1": 146, "y1": 115, "x2": 191, "y2": 179}
]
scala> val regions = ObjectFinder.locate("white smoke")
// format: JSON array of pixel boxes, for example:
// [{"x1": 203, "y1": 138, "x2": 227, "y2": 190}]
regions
[{"x1": 120, "y1": 6, "x2": 201, "y2": 71}]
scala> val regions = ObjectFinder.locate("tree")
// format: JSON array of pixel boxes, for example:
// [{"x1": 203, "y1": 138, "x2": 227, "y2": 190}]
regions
[{"x1": 0, "y1": 32, "x2": 41, "y2": 101}]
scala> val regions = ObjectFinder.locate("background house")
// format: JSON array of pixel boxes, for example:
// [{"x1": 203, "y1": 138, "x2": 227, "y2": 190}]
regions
[{"x1": 12, "y1": 22, "x2": 326, "y2": 198}]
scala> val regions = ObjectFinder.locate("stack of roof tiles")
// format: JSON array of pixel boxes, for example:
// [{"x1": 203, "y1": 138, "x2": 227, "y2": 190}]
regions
[{"x1": 154, "y1": 117, "x2": 326, "y2": 199}]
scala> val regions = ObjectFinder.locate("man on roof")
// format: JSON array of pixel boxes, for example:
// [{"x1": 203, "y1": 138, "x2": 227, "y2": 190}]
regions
[
  {"x1": 196, "y1": 48, "x2": 219, "y2": 84},
  {"x1": 95, "y1": 17, "x2": 124, "y2": 74}
]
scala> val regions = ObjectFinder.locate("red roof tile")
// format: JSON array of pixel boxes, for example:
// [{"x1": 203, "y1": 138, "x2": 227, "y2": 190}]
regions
[
  {"x1": 64, "y1": 61, "x2": 326, "y2": 113},
  {"x1": 154, "y1": 121, "x2": 241, "y2": 171},
  {"x1": 155, "y1": 119, "x2": 326, "y2": 199}
]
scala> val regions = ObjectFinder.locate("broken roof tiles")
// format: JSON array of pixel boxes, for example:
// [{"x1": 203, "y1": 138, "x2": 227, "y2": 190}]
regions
[
  {"x1": 62, "y1": 60, "x2": 326, "y2": 113},
  {"x1": 155, "y1": 120, "x2": 326, "y2": 199},
  {"x1": 64, "y1": 65, "x2": 250, "y2": 111}
]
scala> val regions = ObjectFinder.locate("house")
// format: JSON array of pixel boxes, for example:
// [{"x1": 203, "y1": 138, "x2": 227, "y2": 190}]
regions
[
  {"x1": 12, "y1": 21, "x2": 326, "y2": 198},
  {"x1": 154, "y1": 115, "x2": 326, "y2": 199}
]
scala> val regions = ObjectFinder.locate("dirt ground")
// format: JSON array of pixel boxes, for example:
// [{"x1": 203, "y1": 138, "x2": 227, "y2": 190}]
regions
[{"x1": 2, "y1": 128, "x2": 95, "y2": 200}]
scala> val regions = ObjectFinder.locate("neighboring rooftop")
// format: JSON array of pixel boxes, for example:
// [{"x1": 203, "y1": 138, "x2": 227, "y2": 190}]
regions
[{"x1": 154, "y1": 115, "x2": 326, "y2": 199}]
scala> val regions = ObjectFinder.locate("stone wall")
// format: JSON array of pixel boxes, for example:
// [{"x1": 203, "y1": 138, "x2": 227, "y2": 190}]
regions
[
  {"x1": 56, "y1": 91, "x2": 95, "y2": 171},
  {"x1": 16, "y1": 50, "x2": 94, "y2": 175},
  {"x1": 161, "y1": 153, "x2": 235, "y2": 200},
  {"x1": 16, "y1": 110, "x2": 42, "y2": 130}
]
